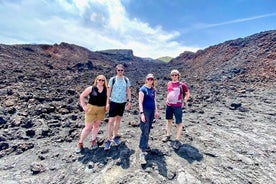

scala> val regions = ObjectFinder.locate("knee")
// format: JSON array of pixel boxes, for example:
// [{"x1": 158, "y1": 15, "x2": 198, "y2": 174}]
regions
[
  {"x1": 83, "y1": 126, "x2": 92, "y2": 132},
  {"x1": 93, "y1": 123, "x2": 100, "y2": 129}
]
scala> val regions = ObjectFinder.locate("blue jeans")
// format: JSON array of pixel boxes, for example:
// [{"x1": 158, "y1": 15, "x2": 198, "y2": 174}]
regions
[{"x1": 139, "y1": 108, "x2": 155, "y2": 152}]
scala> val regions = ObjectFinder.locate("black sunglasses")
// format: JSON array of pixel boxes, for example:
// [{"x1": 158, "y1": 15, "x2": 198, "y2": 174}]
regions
[{"x1": 117, "y1": 69, "x2": 124, "y2": 72}]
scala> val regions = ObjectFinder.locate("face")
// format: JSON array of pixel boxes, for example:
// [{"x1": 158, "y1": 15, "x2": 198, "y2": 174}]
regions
[
  {"x1": 97, "y1": 77, "x2": 105, "y2": 85},
  {"x1": 117, "y1": 67, "x2": 124, "y2": 76},
  {"x1": 146, "y1": 77, "x2": 154, "y2": 85},
  {"x1": 170, "y1": 73, "x2": 179, "y2": 81}
]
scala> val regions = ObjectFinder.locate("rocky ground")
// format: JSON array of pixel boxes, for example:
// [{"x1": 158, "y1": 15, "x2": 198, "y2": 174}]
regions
[{"x1": 0, "y1": 30, "x2": 275, "y2": 184}]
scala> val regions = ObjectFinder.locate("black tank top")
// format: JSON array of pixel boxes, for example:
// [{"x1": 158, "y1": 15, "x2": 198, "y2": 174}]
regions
[{"x1": 88, "y1": 86, "x2": 107, "y2": 106}]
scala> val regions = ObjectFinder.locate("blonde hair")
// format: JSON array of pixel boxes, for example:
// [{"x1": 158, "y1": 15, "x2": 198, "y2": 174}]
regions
[{"x1": 93, "y1": 75, "x2": 108, "y2": 88}]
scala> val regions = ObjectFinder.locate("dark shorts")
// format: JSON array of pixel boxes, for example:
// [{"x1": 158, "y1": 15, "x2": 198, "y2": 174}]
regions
[
  {"x1": 165, "y1": 105, "x2": 182, "y2": 124},
  {"x1": 109, "y1": 101, "x2": 126, "y2": 117}
]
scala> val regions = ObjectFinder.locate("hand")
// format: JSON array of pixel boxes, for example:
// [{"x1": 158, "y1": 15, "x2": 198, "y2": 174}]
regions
[
  {"x1": 106, "y1": 104, "x2": 110, "y2": 111},
  {"x1": 141, "y1": 114, "x2": 146, "y2": 123},
  {"x1": 155, "y1": 111, "x2": 159, "y2": 119},
  {"x1": 127, "y1": 102, "x2": 132, "y2": 110},
  {"x1": 82, "y1": 105, "x2": 88, "y2": 112}
]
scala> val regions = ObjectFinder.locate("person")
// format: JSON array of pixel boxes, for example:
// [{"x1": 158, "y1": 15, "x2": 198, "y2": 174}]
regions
[
  {"x1": 162, "y1": 69, "x2": 190, "y2": 149},
  {"x1": 138, "y1": 74, "x2": 159, "y2": 164},
  {"x1": 75, "y1": 75, "x2": 108, "y2": 153},
  {"x1": 104, "y1": 64, "x2": 132, "y2": 150}
]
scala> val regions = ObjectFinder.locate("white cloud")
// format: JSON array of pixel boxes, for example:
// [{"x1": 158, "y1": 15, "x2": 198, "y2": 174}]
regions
[
  {"x1": 0, "y1": 0, "x2": 198, "y2": 58},
  {"x1": 196, "y1": 12, "x2": 276, "y2": 29}
]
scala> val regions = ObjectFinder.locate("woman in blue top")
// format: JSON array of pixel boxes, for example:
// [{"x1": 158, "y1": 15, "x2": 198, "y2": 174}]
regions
[{"x1": 138, "y1": 73, "x2": 159, "y2": 164}]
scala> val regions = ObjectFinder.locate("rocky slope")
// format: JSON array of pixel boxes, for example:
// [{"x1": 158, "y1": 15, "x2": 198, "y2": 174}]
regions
[{"x1": 0, "y1": 30, "x2": 275, "y2": 184}]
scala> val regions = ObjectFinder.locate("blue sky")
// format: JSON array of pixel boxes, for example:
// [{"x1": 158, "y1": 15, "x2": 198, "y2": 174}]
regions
[{"x1": 0, "y1": 0, "x2": 275, "y2": 58}]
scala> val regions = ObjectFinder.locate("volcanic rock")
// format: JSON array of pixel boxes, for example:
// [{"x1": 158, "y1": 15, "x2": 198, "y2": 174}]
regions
[{"x1": 0, "y1": 30, "x2": 275, "y2": 184}]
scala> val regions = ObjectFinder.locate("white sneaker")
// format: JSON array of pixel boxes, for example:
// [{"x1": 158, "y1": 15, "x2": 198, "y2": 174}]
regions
[{"x1": 139, "y1": 152, "x2": 147, "y2": 165}]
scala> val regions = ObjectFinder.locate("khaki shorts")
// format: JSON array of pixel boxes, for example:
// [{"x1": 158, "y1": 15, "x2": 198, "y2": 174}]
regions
[{"x1": 85, "y1": 104, "x2": 106, "y2": 123}]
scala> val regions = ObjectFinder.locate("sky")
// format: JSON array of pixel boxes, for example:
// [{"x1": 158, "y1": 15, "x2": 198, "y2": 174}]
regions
[{"x1": 0, "y1": 0, "x2": 276, "y2": 58}]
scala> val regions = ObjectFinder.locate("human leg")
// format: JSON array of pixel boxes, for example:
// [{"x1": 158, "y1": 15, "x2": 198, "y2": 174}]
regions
[
  {"x1": 163, "y1": 105, "x2": 174, "y2": 141},
  {"x1": 139, "y1": 117, "x2": 150, "y2": 152},
  {"x1": 91, "y1": 121, "x2": 100, "y2": 150},
  {"x1": 111, "y1": 102, "x2": 126, "y2": 145},
  {"x1": 79, "y1": 122, "x2": 93, "y2": 143},
  {"x1": 91, "y1": 120, "x2": 100, "y2": 141},
  {"x1": 139, "y1": 110, "x2": 151, "y2": 164},
  {"x1": 174, "y1": 106, "x2": 183, "y2": 140},
  {"x1": 113, "y1": 116, "x2": 122, "y2": 137},
  {"x1": 173, "y1": 106, "x2": 183, "y2": 149},
  {"x1": 104, "y1": 118, "x2": 114, "y2": 150},
  {"x1": 175, "y1": 123, "x2": 183, "y2": 140},
  {"x1": 76, "y1": 122, "x2": 93, "y2": 153}
]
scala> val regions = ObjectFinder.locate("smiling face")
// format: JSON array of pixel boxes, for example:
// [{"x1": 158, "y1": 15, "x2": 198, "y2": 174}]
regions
[
  {"x1": 116, "y1": 64, "x2": 125, "y2": 77},
  {"x1": 117, "y1": 68, "x2": 124, "y2": 76},
  {"x1": 170, "y1": 73, "x2": 179, "y2": 81},
  {"x1": 94, "y1": 75, "x2": 107, "y2": 88}
]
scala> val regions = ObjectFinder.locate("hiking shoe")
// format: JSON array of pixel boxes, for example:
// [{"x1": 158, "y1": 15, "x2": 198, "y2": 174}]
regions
[
  {"x1": 104, "y1": 140, "x2": 111, "y2": 150},
  {"x1": 162, "y1": 135, "x2": 171, "y2": 142},
  {"x1": 139, "y1": 152, "x2": 147, "y2": 165},
  {"x1": 173, "y1": 140, "x2": 181, "y2": 150},
  {"x1": 75, "y1": 143, "x2": 83, "y2": 153},
  {"x1": 91, "y1": 139, "x2": 98, "y2": 150},
  {"x1": 112, "y1": 137, "x2": 120, "y2": 146}
]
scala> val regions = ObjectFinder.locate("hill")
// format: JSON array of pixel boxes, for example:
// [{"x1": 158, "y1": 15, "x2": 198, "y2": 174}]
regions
[
  {"x1": 156, "y1": 56, "x2": 173, "y2": 63},
  {"x1": 0, "y1": 30, "x2": 275, "y2": 183}
]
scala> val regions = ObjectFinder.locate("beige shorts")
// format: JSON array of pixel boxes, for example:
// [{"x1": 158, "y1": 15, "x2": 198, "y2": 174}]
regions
[{"x1": 85, "y1": 104, "x2": 106, "y2": 123}]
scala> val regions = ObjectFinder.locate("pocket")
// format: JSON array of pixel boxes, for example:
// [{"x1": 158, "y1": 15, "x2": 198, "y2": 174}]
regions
[{"x1": 86, "y1": 104, "x2": 94, "y2": 115}]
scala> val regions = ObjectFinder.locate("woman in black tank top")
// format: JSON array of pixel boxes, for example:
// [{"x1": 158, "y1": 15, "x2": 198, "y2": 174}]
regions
[{"x1": 75, "y1": 75, "x2": 108, "y2": 153}]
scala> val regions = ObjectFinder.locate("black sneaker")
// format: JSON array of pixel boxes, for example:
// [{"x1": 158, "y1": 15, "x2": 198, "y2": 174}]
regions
[
  {"x1": 162, "y1": 135, "x2": 171, "y2": 142},
  {"x1": 173, "y1": 140, "x2": 181, "y2": 150}
]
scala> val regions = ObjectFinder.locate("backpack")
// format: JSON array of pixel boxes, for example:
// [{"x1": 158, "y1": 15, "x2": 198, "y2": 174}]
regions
[
  {"x1": 111, "y1": 76, "x2": 128, "y2": 88},
  {"x1": 179, "y1": 82, "x2": 185, "y2": 102}
]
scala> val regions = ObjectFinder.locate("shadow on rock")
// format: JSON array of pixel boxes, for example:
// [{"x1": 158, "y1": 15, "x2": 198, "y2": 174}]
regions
[
  {"x1": 142, "y1": 149, "x2": 168, "y2": 178},
  {"x1": 77, "y1": 141, "x2": 134, "y2": 169},
  {"x1": 175, "y1": 144, "x2": 203, "y2": 163}
]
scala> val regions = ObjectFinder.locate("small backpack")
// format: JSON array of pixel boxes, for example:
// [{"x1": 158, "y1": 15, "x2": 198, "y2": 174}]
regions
[{"x1": 111, "y1": 76, "x2": 128, "y2": 87}]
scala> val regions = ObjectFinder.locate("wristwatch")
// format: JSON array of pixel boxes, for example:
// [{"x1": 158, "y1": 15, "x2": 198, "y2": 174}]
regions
[{"x1": 140, "y1": 112, "x2": 144, "y2": 114}]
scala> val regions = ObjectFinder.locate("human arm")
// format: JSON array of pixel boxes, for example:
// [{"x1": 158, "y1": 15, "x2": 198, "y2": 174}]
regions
[
  {"x1": 106, "y1": 86, "x2": 111, "y2": 111},
  {"x1": 184, "y1": 90, "x2": 190, "y2": 103},
  {"x1": 126, "y1": 86, "x2": 132, "y2": 110},
  {"x1": 138, "y1": 90, "x2": 146, "y2": 123},
  {"x1": 154, "y1": 94, "x2": 159, "y2": 119},
  {"x1": 80, "y1": 86, "x2": 92, "y2": 112}
]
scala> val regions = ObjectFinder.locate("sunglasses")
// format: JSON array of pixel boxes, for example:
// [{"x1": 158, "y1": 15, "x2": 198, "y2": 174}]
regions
[
  {"x1": 147, "y1": 78, "x2": 154, "y2": 81},
  {"x1": 171, "y1": 74, "x2": 178, "y2": 77},
  {"x1": 98, "y1": 79, "x2": 105, "y2": 82},
  {"x1": 117, "y1": 69, "x2": 124, "y2": 72}
]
